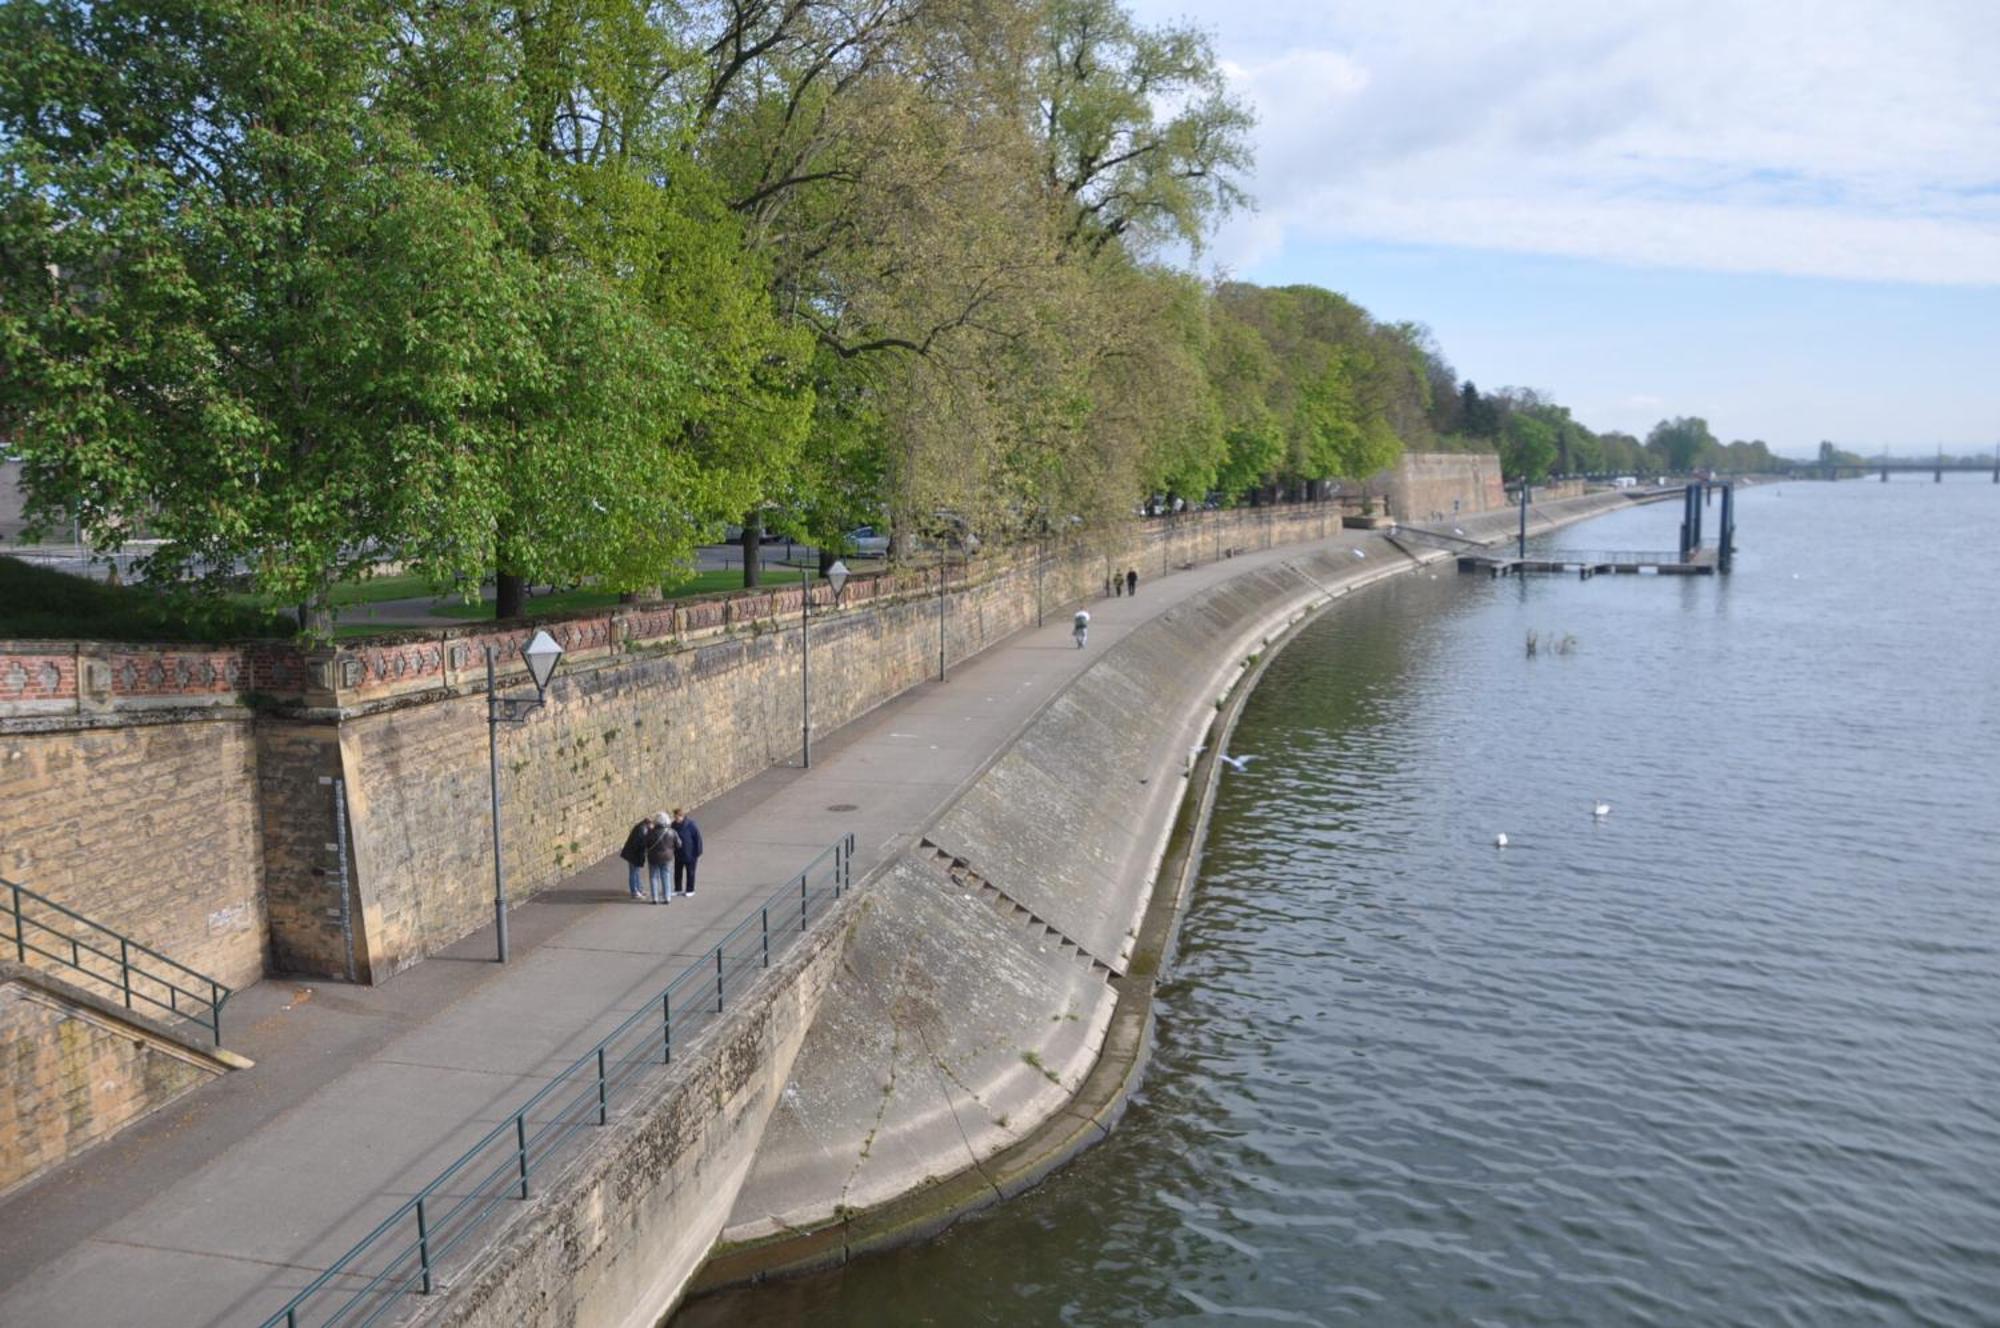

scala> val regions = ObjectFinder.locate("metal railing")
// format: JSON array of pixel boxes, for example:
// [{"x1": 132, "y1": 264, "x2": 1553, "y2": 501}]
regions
[
  {"x1": 2, "y1": 876, "x2": 230, "y2": 1044},
  {"x1": 257, "y1": 833, "x2": 855, "y2": 1328},
  {"x1": 1537, "y1": 549, "x2": 1687, "y2": 566}
]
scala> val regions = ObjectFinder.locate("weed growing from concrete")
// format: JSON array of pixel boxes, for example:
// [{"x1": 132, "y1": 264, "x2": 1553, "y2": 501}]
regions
[{"x1": 1020, "y1": 1049, "x2": 1060, "y2": 1085}]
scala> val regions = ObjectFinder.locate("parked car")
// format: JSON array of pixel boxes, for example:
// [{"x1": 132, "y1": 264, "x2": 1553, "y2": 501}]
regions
[{"x1": 844, "y1": 525, "x2": 891, "y2": 556}]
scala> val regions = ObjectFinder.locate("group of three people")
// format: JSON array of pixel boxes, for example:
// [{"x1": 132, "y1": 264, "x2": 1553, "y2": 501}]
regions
[{"x1": 619, "y1": 808, "x2": 704, "y2": 904}]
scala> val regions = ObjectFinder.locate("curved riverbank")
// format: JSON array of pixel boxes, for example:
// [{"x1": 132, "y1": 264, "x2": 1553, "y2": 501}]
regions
[
  {"x1": 685, "y1": 475, "x2": 2000, "y2": 1328},
  {"x1": 683, "y1": 490, "x2": 1640, "y2": 1304}
]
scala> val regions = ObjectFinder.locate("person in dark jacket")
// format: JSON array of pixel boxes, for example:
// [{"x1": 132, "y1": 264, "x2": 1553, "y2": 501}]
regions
[
  {"x1": 645, "y1": 812, "x2": 679, "y2": 904},
  {"x1": 1125, "y1": 568, "x2": 1138, "y2": 596},
  {"x1": 671, "y1": 808, "x2": 703, "y2": 897},
  {"x1": 619, "y1": 816, "x2": 659, "y2": 901}
]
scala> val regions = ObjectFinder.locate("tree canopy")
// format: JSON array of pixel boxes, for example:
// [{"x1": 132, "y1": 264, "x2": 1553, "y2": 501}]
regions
[{"x1": 0, "y1": 0, "x2": 1787, "y2": 635}]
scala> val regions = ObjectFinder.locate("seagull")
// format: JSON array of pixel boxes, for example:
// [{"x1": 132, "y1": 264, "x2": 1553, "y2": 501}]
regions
[
  {"x1": 1453, "y1": 527, "x2": 1466, "y2": 536},
  {"x1": 1350, "y1": 548, "x2": 1366, "y2": 559},
  {"x1": 1218, "y1": 753, "x2": 1259, "y2": 772},
  {"x1": 1593, "y1": 801, "x2": 1611, "y2": 818},
  {"x1": 1494, "y1": 832, "x2": 1509, "y2": 848}
]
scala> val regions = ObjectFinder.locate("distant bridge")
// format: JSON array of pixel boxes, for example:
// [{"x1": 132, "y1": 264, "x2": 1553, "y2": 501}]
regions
[{"x1": 1806, "y1": 450, "x2": 2000, "y2": 482}]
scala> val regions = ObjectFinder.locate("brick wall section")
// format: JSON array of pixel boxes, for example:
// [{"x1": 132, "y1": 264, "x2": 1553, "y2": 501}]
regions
[
  {"x1": 0, "y1": 977, "x2": 219, "y2": 1195},
  {"x1": 256, "y1": 724, "x2": 359, "y2": 981},
  {"x1": 0, "y1": 718, "x2": 267, "y2": 994}
]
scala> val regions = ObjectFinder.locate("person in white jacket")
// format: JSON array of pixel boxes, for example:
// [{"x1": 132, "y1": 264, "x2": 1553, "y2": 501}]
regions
[{"x1": 1072, "y1": 609, "x2": 1090, "y2": 649}]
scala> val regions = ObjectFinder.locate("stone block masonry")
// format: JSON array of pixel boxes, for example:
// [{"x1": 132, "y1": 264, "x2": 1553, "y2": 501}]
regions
[
  {"x1": 0, "y1": 454, "x2": 1512, "y2": 989},
  {"x1": 0, "y1": 968, "x2": 225, "y2": 1195},
  {"x1": 0, "y1": 713, "x2": 268, "y2": 995}
]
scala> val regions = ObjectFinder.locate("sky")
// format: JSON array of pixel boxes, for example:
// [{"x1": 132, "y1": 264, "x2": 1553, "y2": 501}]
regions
[{"x1": 1124, "y1": 0, "x2": 2000, "y2": 456}]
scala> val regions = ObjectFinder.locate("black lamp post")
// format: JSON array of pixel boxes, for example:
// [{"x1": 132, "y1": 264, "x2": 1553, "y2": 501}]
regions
[
  {"x1": 803, "y1": 559, "x2": 848, "y2": 768},
  {"x1": 486, "y1": 628, "x2": 565, "y2": 963}
]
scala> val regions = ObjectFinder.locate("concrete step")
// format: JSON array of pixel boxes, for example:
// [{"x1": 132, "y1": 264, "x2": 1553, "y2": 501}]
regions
[{"x1": 916, "y1": 838, "x2": 1113, "y2": 980}]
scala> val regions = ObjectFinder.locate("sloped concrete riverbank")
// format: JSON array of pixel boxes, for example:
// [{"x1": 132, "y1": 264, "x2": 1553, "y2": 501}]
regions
[{"x1": 688, "y1": 491, "x2": 1639, "y2": 1300}]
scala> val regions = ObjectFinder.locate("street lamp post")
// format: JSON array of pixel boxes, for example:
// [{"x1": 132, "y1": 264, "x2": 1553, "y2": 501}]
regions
[
  {"x1": 486, "y1": 629, "x2": 565, "y2": 964},
  {"x1": 802, "y1": 559, "x2": 848, "y2": 768}
]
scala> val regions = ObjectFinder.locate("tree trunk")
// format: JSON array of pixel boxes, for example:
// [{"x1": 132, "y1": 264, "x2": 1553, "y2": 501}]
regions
[
  {"x1": 496, "y1": 570, "x2": 527, "y2": 620},
  {"x1": 739, "y1": 510, "x2": 762, "y2": 588},
  {"x1": 818, "y1": 546, "x2": 838, "y2": 575},
  {"x1": 297, "y1": 596, "x2": 333, "y2": 640}
]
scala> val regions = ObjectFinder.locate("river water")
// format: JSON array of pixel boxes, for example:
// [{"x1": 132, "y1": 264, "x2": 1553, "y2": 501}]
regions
[{"x1": 684, "y1": 478, "x2": 2000, "y2": 1327}]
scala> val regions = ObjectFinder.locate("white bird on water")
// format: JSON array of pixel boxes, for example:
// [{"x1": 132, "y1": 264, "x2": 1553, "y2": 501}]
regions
[
  {"x1": 1494, "y1": 832, "x2": 1509, "y2": 848},
  {"x1": 1219, "y1": 753, "x2": 1260, "y2": 772},
  {"x1": 1593, "y1": 801, "x2": 1612, "y2": 818}
]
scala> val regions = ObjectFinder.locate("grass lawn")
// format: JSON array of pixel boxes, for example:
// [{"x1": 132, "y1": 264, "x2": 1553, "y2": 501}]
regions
[
  {"x1": 427, "y1": 567, "x2": 808, "y2": 622},
  {"x1": 3, "y1": 556, "x2": 884, "y2": 641},
  {"x1": 1, "y1": 556, "x2": 291, "y2": 641}
]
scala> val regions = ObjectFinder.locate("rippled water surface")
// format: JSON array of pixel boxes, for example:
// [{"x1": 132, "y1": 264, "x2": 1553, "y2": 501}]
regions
[{"x1": 685, "y1": 480, "x2": 2000, "y2": 1327}]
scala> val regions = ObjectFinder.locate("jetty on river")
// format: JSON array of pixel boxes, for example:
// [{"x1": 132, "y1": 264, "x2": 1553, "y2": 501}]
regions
[
  {"x1": 1456, "y1": 546, "x2": 1719, "y2": 578},
  {"x1": 1397, "y1": 480, "x2": 1736, "y2": 579}
]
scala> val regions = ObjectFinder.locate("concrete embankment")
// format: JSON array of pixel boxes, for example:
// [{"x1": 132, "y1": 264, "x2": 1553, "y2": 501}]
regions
[{"x1": 691, "y1": 490, "x2": 1636, "y2": 1296}]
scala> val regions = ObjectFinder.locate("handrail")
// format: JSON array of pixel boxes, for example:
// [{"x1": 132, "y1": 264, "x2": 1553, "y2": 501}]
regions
[
  {"x1": 1535, "y1": 549, "x2": 1688, "y2": 565},
  {"x1": 2, "y1": 875, "x2": 230, "y2": 1044},
  {"x1": 256, "y1": 832, "x2": 856, "y2": 1328}
]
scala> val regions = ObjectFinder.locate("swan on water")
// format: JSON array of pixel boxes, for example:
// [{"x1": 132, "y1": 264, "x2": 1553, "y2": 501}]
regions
[
  {"x1": 1494, "y1": 832, "x2": 1509, "y2": 848},
  {"x1": 1593, "y1": 801, "x2": 1611, "y2": 818}
]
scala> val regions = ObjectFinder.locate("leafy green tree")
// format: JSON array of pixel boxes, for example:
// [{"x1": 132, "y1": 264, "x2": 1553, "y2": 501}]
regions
[
  {"x1": 1647, "y1": 416, "x2": 1719, "y2": 472},
  {"x1": 1035, "y1": 0, "x2": 1254, "y2": 257},
  {"x1": 0, "y1": 0, "x2": 525, "y2": 631},
  {"x1": 392, "y1": 0, "x2": 810, "y2": 614},
  {"x1": 1500, "y1": 412, "x2": 1559, "y2": 483}
]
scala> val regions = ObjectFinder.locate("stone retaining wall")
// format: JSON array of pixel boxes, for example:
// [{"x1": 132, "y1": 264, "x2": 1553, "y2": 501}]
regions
[
  {"x1": 0, "y1": 455, "x2": 1514, "y2": 988},
  {"x1": 0, "y1": 967, "x2": 226, "y2": 1196}
]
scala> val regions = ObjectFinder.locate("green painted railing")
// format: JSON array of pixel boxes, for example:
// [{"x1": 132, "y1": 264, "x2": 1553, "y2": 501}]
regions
[
  {"x1": 256, "y1": 833, "x2": 854, "y2": 1328},
  {"x1": 2, "y1": 876, "x2": 230, "y2": 1044}
]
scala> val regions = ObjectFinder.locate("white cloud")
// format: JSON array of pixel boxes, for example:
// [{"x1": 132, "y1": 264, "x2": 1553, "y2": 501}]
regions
[{"x1": 1131, "y1": 0, "x2": 2000, "y2": 284}]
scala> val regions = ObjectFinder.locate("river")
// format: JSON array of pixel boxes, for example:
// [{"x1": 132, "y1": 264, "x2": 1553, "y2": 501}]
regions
[{"x1": 681, "y1": 478, "x2": 2000, "y2": 1327}]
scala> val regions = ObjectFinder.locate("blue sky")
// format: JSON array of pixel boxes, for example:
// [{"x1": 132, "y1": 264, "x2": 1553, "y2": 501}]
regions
[{"x1": 1125, "y1": 0, "x2": 2000, "y2": 456}]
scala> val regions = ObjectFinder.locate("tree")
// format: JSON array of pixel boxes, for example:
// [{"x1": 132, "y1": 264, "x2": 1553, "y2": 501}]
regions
[
  {"x1": 1035, "y1": 0, "x2": 1253, "y2": 257},
  {"x1": 1500, "y1": 412, "x2": 1558, "y2": 483},
  {"x1": 1647, "y1": 416, "x2": 1718, "y2": 473},
  {"x1": 0, "y1": 0, "x2": 529, "y2": 631},
  {"x1": 391, "y1": 0, "x2": 811, "y2": 614}
]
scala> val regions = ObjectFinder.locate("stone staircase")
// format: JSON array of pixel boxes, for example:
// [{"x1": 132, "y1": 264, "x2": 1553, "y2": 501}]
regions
[{"x1": 919, "y1": 838, "x2": 1115, "y2": 979}]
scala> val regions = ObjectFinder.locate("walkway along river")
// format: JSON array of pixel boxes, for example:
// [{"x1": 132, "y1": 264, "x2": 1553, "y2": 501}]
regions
[{"x1": 682, "y1": 477, "x2": 2000, "y2": 1327}]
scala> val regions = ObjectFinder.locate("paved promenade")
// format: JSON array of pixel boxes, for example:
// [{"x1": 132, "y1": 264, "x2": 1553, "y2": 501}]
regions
[{"x1": 0, "y1": 527, "x2": 1412, "y2": 1328}]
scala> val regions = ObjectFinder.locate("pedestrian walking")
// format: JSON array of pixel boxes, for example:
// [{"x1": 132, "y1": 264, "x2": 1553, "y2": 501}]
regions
[
  {"x1": 619, "y1": 814, "x2": 659, "y2": 902},
  {"x1": 1113, "y1": 573, "x2": 1122, "y2": 597},
  {"x1": 645, "y1": 811, "x2": 679, "y2": 904},
  {"x1": 1073, "y1": 608, "x2": 1090, "y2": 649},
  {"x1": 1125, "y1": 568, "x2": 1138, "y2": 596},
  {"x1": 671, "y1": 808, "x2": 703, "y2": 897}
]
